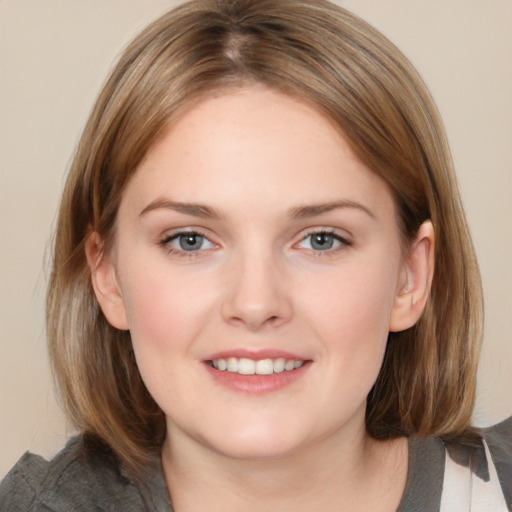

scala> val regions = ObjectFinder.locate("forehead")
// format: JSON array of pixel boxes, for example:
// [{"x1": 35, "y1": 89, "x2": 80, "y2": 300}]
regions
[{"x1": 120, "y1": 86, "x2": 395, "y2": 220}]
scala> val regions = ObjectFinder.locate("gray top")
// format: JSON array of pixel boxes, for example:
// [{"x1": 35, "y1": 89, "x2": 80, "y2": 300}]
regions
[{"x1": 1, "y1": 417, "x2": 511, "y2": 511}]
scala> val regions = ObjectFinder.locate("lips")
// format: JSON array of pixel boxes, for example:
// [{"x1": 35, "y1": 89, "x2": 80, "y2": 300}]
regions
[{"x1": 204, "y1": 350, "x2": 310, "y2": 394}]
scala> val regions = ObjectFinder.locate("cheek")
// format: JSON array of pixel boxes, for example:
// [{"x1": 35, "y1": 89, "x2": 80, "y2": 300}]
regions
[
  {"x1": 299, "y1": 256, "x2": 399, "y2": 363},
  {"x1": 117, "y1": 262, "x2": 220, "y2": 408},
  {"x1": 307, "y1": 255, "x2": 398, "y2": 316},
  {"x1": 118, "y1": 258, "x2": 218, "y2": 355}
]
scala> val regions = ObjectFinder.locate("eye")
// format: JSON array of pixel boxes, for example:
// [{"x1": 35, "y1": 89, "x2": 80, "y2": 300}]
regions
[
  {"x1": 161, "y1": 231, "x2": 216, "y2": 254},
  {"x1": 296, "y1": 231, "x2": 350, "y2": 252}
]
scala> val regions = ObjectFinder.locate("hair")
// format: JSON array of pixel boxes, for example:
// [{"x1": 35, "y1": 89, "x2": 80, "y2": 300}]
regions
[{"x1": 47, "y1": 0, "x2": 483, "y2": 480}]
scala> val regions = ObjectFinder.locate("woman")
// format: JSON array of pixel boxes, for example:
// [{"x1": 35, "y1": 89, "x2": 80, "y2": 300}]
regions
[{"x1": 1, "y1": 0, "x2": 510, "y2": 510}]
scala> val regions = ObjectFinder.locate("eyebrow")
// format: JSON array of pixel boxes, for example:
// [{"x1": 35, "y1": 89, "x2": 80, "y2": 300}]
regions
[
  {"x1": 139, "y1": 198, "x2": 375, "y2": 221},
  {"x1": 288, "y1": 200, "x2": 376, "y2": 220},
  {"x1": 139, "y1": 199, "x2": 223, "y2": 219}
]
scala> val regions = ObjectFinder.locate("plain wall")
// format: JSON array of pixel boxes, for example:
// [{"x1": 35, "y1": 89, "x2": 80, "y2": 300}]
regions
[{"x1": 1, "y1": 0, "x2": 511, "y2": 478}]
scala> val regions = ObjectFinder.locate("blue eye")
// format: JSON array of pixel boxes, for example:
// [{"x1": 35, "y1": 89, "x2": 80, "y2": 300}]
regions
[
  {"x1": 310, "y1": 233, "x2": 336, "y2": 250},
  {"x1": 177, "y1": 233, "x2": 205, "y2": 251},
  {"x1": 297, "y1": 231, "x2": 349, "y2": 252},
  {"x1": 161, "y1": 232, "x2": 215, "y2": 254}
]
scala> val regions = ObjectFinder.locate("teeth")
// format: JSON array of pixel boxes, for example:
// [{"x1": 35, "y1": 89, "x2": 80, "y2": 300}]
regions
[
  {"x1": 284, "y1": 360, "x2": 295, "y2": 371},
  {"x1": 273, "y1": 358, "x2": 285, "y2": 373},
  {"x1": 211, "y1": 357, "x2": 305, "y2": 375},
  {"x1": 255, "y1": 359, "x2": 273, "y2": 375},
  {"x1": 227, "y1": 357, "x2": 238, "y2": 372},
  {"x1": 238, "y1": 358, "x2": 255, "y2": 375}
]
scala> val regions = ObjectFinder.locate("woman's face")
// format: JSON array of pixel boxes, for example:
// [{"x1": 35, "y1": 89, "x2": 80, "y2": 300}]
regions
[{"x1": 102, "y1": 86, "x2": 411, "y2": 460}]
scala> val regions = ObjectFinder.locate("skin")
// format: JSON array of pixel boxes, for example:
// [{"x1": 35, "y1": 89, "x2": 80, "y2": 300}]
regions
[{"x1": 88, "y1": 85, "x2": 434, "y2": 511}]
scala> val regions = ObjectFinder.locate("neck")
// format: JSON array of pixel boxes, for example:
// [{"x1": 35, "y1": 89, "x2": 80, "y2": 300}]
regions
[{"x1": 161, "y1": 419, "x2": 408, "y2": 512}]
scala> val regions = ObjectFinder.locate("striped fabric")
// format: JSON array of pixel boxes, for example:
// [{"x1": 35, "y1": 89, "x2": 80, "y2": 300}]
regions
[{"x1": 441, "y1": 439, "x2": 508, "y2": 511}]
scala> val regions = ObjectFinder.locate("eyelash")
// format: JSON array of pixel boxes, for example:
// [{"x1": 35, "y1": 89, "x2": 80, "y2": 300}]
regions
[
  {"x1": 159, "y1": 230, "x2": 215, "y2": 258},
  {"x1": 296, "y1": 229, "x2": 352, "y2": 256},
  {"x1": 158, "y1": 228, "x2": 352, "y2": 258}
]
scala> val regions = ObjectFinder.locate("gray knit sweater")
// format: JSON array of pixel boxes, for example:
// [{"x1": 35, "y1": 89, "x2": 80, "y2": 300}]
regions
[{"x1": 1, "y1": 417, "x2": 511, "y2": 511}]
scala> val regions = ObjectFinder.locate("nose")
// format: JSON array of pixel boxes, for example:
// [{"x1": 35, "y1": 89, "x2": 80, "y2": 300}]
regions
[{"x1": 221, "y1": 252, "x2": 293, "y2": 331}]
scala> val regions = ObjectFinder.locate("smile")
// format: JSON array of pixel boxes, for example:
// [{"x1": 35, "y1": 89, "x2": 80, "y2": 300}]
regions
[{"x1": 210, "y1": 357, "x2": 304, "y2": 375}]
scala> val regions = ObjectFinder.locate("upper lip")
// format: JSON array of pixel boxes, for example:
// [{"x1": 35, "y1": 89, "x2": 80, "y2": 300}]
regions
[{"x1": 206, "y1": 348, "x2": 309, "y2": 361}]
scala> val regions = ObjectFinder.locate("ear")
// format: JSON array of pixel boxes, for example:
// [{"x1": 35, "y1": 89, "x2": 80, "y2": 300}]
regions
[
  {"x1": 389, "y1": 221, "x2": 435, "y2": 332},
  {"x1": 85, "y1": 231, "x2": 129, "y2": 330}
]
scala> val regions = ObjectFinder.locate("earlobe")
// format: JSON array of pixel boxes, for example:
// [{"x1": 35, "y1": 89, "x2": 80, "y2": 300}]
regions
[
  {"x1": 85, "y1": 231, "x2": 129, "y2": 330},
  {"x1": 389, "y1": 221, "x2": 435, "y2": 332}
]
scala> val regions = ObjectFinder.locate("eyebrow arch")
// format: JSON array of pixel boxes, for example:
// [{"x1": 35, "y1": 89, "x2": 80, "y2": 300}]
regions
[
  {"x1": 139, "y1": 198, "x2": 375, "y2": 221},
  {"x1": 139, "y1": 199, "x2": 223, "y2": 220},
  {"x1": 288, "y1": 200, "x2": 376, "y2": 220}
]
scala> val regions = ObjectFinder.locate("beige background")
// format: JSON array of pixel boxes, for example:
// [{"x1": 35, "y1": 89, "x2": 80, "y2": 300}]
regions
[{"x1": 1, "y1": 1, "x2": 511, "y2": 479}]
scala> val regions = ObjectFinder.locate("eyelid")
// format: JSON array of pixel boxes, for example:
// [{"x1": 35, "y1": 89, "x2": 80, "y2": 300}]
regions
[
  {"x1": 293, "y1": 227, "x2": 352, "y2": 253},
  {"x1": 159, "y1": 228, "x2": 220, "y2": 257},
  {"x1": 297, "y1": 226, "x2": 352, "y2": 242},
  {"x1": 157, "y1": 226, "x2": 352, "y2": 259},
  {"x1": 160, "y1": 227, "x2": 208, "y2": 243}
]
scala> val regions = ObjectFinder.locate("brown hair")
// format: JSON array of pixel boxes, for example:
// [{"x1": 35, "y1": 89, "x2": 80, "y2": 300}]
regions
[{"x1": 47, "y1": 0, "x2": 483, "y2": 479}]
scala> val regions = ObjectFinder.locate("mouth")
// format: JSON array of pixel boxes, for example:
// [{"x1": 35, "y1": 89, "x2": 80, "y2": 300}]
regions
[
  {"x1": 204, "y1": 350, "x2": 311, "y2": 394},
  {"x1": 208, "y1": 357, "x2": 305, "y2": 375}
]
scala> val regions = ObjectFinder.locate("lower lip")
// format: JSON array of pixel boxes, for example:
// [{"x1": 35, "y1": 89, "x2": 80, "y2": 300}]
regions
[{"x1": 204, "y1": 362, "x2": 311, "y2": 394}]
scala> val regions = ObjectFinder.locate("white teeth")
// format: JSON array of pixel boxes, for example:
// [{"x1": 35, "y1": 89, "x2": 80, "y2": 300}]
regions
[
  {"x1": 273, "y1": 358, "x2": 285, "y2": 373},
  {"x1": 255, "y1": 359, "x2": 274, "y2": 375},
  {"x1": 284, "y1": 360, "x2": 295, "y2": 371},
  {"x1": 238, "y1": 358, "x2": 255, "y2": 375},
  {"x1": 227, "y1": 357, "x2": 238, "y2": 372},
  {"x1": 211, "y1": 357, "x2": 305, "y2": 375}
]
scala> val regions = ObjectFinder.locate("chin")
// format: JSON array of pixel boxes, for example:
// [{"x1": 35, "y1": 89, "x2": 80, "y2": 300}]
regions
[
  {"x1": 211, "y1": 438, "x2": 302, "y2": 461},
  {"x1": 197, "y1": 421, "x2": 310, "y2": 461}
]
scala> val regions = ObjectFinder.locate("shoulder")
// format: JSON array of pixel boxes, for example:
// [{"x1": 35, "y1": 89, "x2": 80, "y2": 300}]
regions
[
  {"x1": 0, "y1": 436, "x2": 164, "y2": 512},
  {"x1": 483, "y1": 416, "x2": 512, "y2": 509},
  {"x1": 399, "y1": 417, "x2": 512, "y2": 512},
  {"x1": 442, "y1": 416, "x2": 512, "y2": 511}
]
